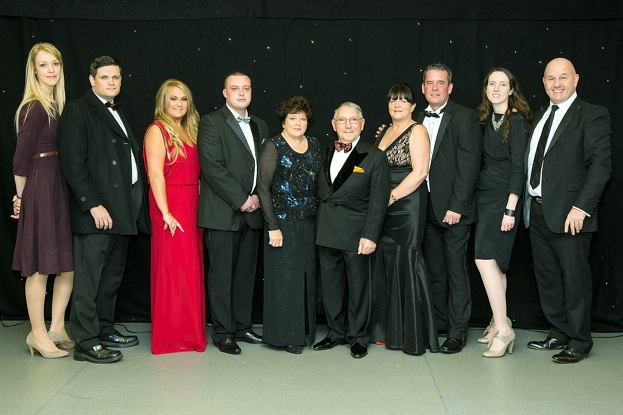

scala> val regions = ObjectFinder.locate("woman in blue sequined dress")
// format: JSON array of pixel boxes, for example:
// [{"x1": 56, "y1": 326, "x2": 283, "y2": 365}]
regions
[{"x1": 257, "y1": 96, "x2": 321, "y2": 354}]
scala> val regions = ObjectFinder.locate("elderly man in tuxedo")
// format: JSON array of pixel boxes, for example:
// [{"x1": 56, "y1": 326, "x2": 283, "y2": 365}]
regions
[
  {"x1": 417, "y1": 63, "x2": 483, "y2": 354},
  {"x1": 313, "y1": 102, "x2": 390, "y2": 359},
  {"x1": 197, "y1": 71, "x2": 269, "y2": 354},
  {"x1": 58, "y1": 56, "x2": 150, "y2": 363},
  {"x1": 525, "y1": 58, "x2": 611, "y2": 363}
]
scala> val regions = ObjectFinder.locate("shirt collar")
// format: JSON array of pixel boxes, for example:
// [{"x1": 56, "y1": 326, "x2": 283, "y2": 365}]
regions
[
  {"x1": 226, "y1": 103, "x2": 248, "y2": 119},
  {"x1": 549, "y1": 92, "x2": 577, "y2": 113}
]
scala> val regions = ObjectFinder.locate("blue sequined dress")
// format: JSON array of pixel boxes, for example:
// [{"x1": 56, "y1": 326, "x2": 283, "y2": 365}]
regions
[{"x1": 257, "y1": 134, "x2": 321, "y2": 348}]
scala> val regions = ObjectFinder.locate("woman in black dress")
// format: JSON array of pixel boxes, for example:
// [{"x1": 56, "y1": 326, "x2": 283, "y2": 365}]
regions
[
  {"x1": 12, "y1": 43, "x2": 74, "y2": 358},
  {"x1": 371, "y1": 83, "x2": 438, "y2": 355},
  {"x1": 475, "y1": 68, "x2": 531, "y2": 357},
  {"x1": 257, "y1": 96, "x2": 321, "y2": 354}
]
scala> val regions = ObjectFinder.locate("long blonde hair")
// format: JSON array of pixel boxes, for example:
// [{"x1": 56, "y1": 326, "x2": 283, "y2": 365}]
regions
[
  {"x1": 154, "y1": 79, "x2": 199, "y2": 162},
  {"x1": 14, "y1": 43, "x2": 66, "y2": 132}
]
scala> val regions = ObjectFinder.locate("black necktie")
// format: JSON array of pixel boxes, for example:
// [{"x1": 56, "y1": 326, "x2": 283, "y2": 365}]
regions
[
  {"x1": 237, "y1": 116, "x2": 251, "y2": 123},
  {"x1": 529, "y1": 105, "x2": 559, "y2": 189},
  {"x1": 105, "y1": 101, "x2": 119, "y2": 111}
]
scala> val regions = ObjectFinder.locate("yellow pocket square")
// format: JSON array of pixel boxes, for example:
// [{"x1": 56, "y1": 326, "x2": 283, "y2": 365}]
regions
[{"x1": 353, "y1": 166, "x2": 365, "y2": 173}]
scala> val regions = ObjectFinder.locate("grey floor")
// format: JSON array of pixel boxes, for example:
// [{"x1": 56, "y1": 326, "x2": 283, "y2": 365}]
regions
[{"x1": 1, "y1": 323, "x2": 622, "y2": 415}]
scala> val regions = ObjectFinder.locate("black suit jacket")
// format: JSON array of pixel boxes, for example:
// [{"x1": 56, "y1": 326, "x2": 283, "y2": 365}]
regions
[
  {"x1": 197, "y1": 105, "x2": 269, "y2": 231},
  {"x1": 316, "y1": 139, "x2": 390, "y2": 252},
  {"x1": 58, "y1": 90, "x2": 150, "y2": 235},
  {"x1": 416, "y1": 100, "x2": 482, "y2": 226},
  {"x1": 524, "y1": 97, "x2": 611, "y2": 233}
]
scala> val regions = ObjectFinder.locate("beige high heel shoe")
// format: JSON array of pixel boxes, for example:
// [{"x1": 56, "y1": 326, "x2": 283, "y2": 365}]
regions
[
  {"x1": 477, "y1": 319, "x2": 495, "y2": 344},
  {"x1": 478, "y1": 317, "x2": 512, "y2": 344},
  {"x1": 26, "y1": 333, "x2": 68, "y2": 358},
  {"x1": 482, "y1": 329, "x2": 516, "y2": 358},
  {"x1": 48, "y1": 331, "x2": 76, "y2": 350}
]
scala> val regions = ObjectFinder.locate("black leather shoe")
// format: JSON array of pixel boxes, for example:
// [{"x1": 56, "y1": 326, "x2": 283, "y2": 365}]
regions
[
  {"x1": 312, "y1": 337, "x2": 347, "y2": 350},
  {"x1": 215, "y1": 337, "x2": 241, "y2": 354},
  {"x1": 234, "y1": 330, "x2": 263, "y2": 344},
  {"x1": 74, "y1": 344, "x2": 122, "y2": 363},
  {"x1": 350, "y1": 343, "x2": 368, "y2": 359},
  {"x1": 100, "y1": 331, "x2": 139, "y2": 348},
  {"x1": 527, "y1": 336, "x2": 567, "y2": 350},
  {"x1": 552, "y1": 347, "x2": 589, "y2": 364},
  {"x1": 440, "y1": 338, "x2": 465, "y2": 354},
  {"x1": 285, "y1": 345, "x2": 303, "y2": 354}
]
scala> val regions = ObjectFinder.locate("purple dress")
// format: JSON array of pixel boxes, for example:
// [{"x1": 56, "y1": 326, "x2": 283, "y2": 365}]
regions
[{"x1": 12, "y1": 101, "x2": 73, "y2": 276}]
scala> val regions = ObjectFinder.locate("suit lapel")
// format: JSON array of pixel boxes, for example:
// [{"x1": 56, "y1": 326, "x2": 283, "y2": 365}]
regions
[
  {"x1": 250, "y1": 119, "x2": 261, "y2": 156},
  {"x1": 432, "y1": 109, "x2": 451, "y2": 162},
  {"x1": 331, "y1": 144, "x2": 369, "y2": 192},
  {"x1": 547, "y1": 98, "x2": 581, "y2": 153},
  {"x1": 85, "y1": 91, "x2": 128, "y2": 141},
  {"x1": 323, "y1": 146, "x2": 335, "y2": 191}
]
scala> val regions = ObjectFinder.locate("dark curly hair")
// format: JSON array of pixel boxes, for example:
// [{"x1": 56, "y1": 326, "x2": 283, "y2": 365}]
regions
[{"x1": 276, "y1": 96, "x2": 314, "y2": 124}]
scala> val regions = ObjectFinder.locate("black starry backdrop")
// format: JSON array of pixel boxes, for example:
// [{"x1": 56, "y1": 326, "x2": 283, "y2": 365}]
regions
[{"x1": 1, "y1": 1, "x2": 621, "y2": 331}]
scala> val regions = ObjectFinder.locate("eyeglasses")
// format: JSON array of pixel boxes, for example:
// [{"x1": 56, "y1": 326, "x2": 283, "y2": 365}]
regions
[{"x1": 334, "y1": 118, "x2": 362, "y2": 125}]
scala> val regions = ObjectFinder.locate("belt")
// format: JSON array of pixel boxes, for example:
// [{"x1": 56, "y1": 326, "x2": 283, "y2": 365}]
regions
[
  {"x1": 533, "y1": 196, "x2": 543, "y2": 204},
  {"x1": 32, "y1": 151, "x2": 59, "y2": 159}
]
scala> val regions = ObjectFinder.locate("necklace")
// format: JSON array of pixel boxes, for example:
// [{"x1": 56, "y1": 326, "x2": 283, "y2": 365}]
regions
[{"x1": 491, "y1": 113, "x2": 504, "y2": 132}]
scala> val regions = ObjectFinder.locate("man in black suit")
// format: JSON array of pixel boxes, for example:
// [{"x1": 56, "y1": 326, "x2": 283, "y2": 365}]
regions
[
  {"x1": 525, "y1": 58, "x2": 611, "y2": 363},
  {"x1": 58, "y1": 56, "x2": 150, "y2": 363},
  {"x1": 313, "y1": 102, "x2": 390, "y2": 359},
  {"x1": 197, "y1": 72, "x2": 269, "y2": 354},
  {"x1": 417, "y1": 63, "x2": 483, "y2": 354}
]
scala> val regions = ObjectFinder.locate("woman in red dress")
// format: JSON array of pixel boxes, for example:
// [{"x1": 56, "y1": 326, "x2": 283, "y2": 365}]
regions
[
  {"x1": 143, "y1": 79, "x2": 207, "y2": 354},
  {"x1": 12, "y1": 43, "x2": 74, "y2": 358}
]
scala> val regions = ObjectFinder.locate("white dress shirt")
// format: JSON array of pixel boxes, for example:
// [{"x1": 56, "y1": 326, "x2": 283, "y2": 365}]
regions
[
  {"x1": 94, "y1": 93, "x2": 138, "y2": 184},
  {"x1": 330, "y1": 137, "x2": 360, "y2": 182},
  {"x1": 421, "y1": 102, "x2": 447, "y2": 190},
  {"x1": 227, "y1": 104, "x2": 257, "y2": 193},
  {"x1": 527, "y1": 92, "x2": 577, "y2": 197}
]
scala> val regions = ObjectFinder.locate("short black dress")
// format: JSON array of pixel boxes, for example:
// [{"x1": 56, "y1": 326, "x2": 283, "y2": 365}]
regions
[
  {"x1": 474, "y1": 113, "x2": 529, "y2": 273},
  {"x1": 257, "y1": 134, "x2": 322, "y2": 348}
]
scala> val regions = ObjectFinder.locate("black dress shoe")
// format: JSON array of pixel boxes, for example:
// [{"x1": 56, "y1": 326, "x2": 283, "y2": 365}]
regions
[
  {"x1": 440, "y1": 338, "x2": 465, "y2": 354},
  {"x1": 527, "y1": 336, "x2": 567, "y2": 350},
  {"x1": 234, "y1": 330, "x2": 263, "y2": 344},
  {"x1": 215, "y1": 337, "x2": 241, "y2": 354},
  {"x1": 350, "y1": 343, "x2": 368, "y2": 359},
  {"x1": 100, "y1": 331, "x2": 139, "y2": 348},
  {"x1": 312, "y1": 337, "x2": 347, "y2": 350},
  {"x1": 285, "y1": 345, "x2": 303, "y2": 354},
  {"x1": 74, "y1": 344, "x2": 122, "y2": 363},
  {"x1": 552, "y1": 347, "x2": 589, "y2": 364}
]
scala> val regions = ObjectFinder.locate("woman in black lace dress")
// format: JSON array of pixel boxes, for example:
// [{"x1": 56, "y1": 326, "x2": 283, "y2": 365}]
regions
[
  {"x1": 257, "y1": 96, "x2": 321, "y2": 354},
  {"x1": 371, "y1": 84, "x2": 439, "y2": 355}
]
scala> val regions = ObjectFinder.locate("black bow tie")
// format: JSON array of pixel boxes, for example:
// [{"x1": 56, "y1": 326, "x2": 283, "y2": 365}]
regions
[
  {"x1": 105, "y1": 101, "x2": 120, "y2": 111},
  {"x1": 424, "y1": 109, "x2": 444, "y2": 118},
  {"x1": 237, "y1": 116, "x2": 251, "y2": 123},
  {"x1": 334, "y1": 141, "x2": 352, "y2": 153}
]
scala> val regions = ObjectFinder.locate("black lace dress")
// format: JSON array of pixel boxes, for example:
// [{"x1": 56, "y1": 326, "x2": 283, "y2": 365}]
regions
[
  {"x1": 257, "y1": 134, "x2": 321, "y2": 348},
  {"x1": 371, "y1": 124, "x2": 439, "y2": 355}
]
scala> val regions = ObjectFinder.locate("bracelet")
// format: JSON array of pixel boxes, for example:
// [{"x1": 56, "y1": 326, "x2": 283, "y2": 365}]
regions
[
  {"x1": 504, "y1": 209, "x2": 515, "y2": 217},
  {"x1": 390, "y1": 193, "x2": 397, "y2": 202},
  {"x1": 162, "y1": 212, "x2": 172, "y2": 221},
  {"x1": 15, "y1": 195, "x2": 21, "y2": 200}
]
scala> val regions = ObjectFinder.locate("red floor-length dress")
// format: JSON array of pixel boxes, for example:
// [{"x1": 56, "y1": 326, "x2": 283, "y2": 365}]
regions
[{"x1": 144, "y1": 121, "x2": 207, "y2": 354}]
